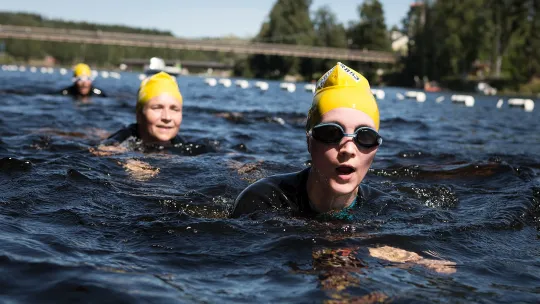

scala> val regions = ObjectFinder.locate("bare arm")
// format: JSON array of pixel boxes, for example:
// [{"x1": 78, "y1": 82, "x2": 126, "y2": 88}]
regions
[{"x1": 368, "y1": 246, "x2": 456, "y2": 274}]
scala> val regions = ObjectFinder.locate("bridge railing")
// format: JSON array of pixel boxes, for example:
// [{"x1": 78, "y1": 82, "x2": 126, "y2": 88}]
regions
[{"x1": 0, "y1": 24, "x2": 398, "y2": 63}]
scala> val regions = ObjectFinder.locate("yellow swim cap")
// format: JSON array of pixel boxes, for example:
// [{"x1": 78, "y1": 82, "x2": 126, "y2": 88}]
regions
[
  {"x1": 73, "y1": 63, "x2": 92, "y2": 78},
  {"x1": 137, "y1": 72, "x2": 183, "y2": 112},
  {"x1": 306, "y1": 62, "x2": 380, "y2": 131}
]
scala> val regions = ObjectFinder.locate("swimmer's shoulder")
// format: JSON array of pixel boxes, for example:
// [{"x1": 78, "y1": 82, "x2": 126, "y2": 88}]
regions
[
  {"x1": 59, "y1": 85, "x2": 76, "y2": 96},
  {"x1": 101, "y1": 123, "x2": 138, "y2": 146},
  {"x1": 91, "y1": 87, "x2": 107, "y2": 97},
  {"x1": 358, "y1": 183, "x2": 385, "y2": 200},
  {"x1": 231, "y1": 168, "x2": 310, "y2": 218}
]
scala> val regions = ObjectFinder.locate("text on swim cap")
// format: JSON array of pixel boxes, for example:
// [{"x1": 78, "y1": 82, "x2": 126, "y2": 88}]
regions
[
  {"x1": 316, "y1": 66, "x2": 336, "y2": 92},
  {"x1": 338, "y1": 62, "x2": 360, "y2": 82}
]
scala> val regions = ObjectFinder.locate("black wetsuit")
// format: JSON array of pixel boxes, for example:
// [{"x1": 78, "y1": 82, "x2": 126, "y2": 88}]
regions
[
  {"x1": 102, "y1": 123, "x2": 184, "y2": 146},
  {"x1": 102, "y1": 123, "x2": 214, "y2": 156},
  {"x1": 231, "y1": 167, "x2": 381, "y2": 218},
  {"x1": 60, "y1": 84, "x2": 107, "y2": 98}
]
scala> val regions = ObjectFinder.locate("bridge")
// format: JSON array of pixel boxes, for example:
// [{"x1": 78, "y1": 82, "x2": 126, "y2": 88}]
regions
[
  {"x1": 121, "y1": 58, "x2": 234, "y2": 70},
  {"x1": 0, "y1": 24, "x2": 398, "y2": 64}
]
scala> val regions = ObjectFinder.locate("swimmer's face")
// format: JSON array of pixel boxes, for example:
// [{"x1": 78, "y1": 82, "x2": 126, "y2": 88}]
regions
[
  {"x1": 75, "y1": 78, "x2": 92, "y2": 96},
  {"x1": 308, "y1": 108, "x2": 378, "y2": 195},
  {"x1": 137, "y1": 94, "x2": 183, "y2": 143}
]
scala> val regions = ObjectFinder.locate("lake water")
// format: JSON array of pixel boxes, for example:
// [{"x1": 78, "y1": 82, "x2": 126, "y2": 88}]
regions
[{"x1": 0, "y1": 69, "x2": 539, "y2": 303}]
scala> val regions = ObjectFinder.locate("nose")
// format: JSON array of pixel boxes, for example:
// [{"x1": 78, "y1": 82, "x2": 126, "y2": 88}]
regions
[
  {"x1": 338, "y1": 136, "x2": 357, "y2": 158},
  {"x1": 161, "y1": 108, "x2": 171, "y2": 121}
]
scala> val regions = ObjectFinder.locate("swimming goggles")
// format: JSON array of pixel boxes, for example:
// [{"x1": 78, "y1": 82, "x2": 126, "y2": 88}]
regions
[
  {"x1": 72, "y1": 76, "x2": 93, "y2": 82},
  {"x1": 310, "y1": 122, "x2": 382, "y2": 148}
]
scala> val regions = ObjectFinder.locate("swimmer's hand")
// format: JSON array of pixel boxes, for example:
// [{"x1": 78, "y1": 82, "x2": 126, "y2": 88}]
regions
[
  {"x1": 368, "y1": 246, "x2": 456, "y2": 274},
  {"x1": 122, "y1": 159, "x2": 159, "y2": 181},
  {"x1": 85, "y1": 128, "x2": 110, "y2": 140},
  {"x1": 89, "y1": 145, "x2": 128, "y2": 156}
]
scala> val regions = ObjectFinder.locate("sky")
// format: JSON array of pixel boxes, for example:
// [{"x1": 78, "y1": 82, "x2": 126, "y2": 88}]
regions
[{"x1": 1, "y1": 0, "x2": 412, "y2": 38}]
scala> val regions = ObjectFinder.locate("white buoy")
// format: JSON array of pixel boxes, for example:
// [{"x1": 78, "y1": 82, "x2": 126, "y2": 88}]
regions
[
  {"x1": 100, "y1": 71, "x2": 109, "y2": 78},
  {"x1": 371, "y1": 89, "x2": 385, "y2": 100},
  {"x1": 30, "y1": 66, "x2": 37, "y2": 73},
  {"x1": 110, "y1": 72, "x2": 121, "y2": 79},
  {"x1": 496, "y1": 99, "x2": 504, "y2": 109},
  {"x1": 40, "y1": 67, "x2": 47, "y2": 73},
  {"x1": 280, "y1": 82, "x2": 296, "y2": 92},
  {"x1": 508, "y1": 98, "x2": 526, "y2": 107},
  {"x1": 47, "y1": 67, "x2": 54, "y2": 74},
  {"x1": 91, "y1": 70, "x2": 99, "y2": 79},
  {"x1": 60, "y1": 68, "x2": 67, "y2": 75},
  {"x1": 405, "y1": 91, "x2": 425, "y2": 102},
  {"x1": 435, "y1": 96, "x2": 445, "y2": 103},
  {"x1": 405, "y1": 91, "x2": 418, "y2": 99},
  {"x1": 138, "y1": 73, "x2": 146, "y2": 81},
  {"x1": 451, "y1": 95, "x2": 475, "y2": 107},
  {"x1": 304, "y1": 83, "x2": 316, "y2": 93},
  {"x1": 255, "y1": 81, "x2": 269, "y2": 91},
  {"x1": 524, "y1": 99, "x2": 535, "y2": 112},
  {"x1": 286, "y1": 83, "x2": 296, "y2": 93},
  {"x1": 416, "y1": 92, "x2": 426, "y2": 102},
  {"x1": 508, "y1": 98, "x2": 535, "y2": 112},
  {"x1": 235, "y1": 79, "x2": 249, "y2": 89},
  {"x1": 205, "y1": 78, "x2": 217, "y2": 86},
  {"x1": 218, "y1": 78, "x2": 232, "y2": 87},
  {"x1": 396, "y1": 92, "x2": 405, "y2": 100},
  {"x1": 18, "y1": 66, "x2": 26, "y2": 72}
]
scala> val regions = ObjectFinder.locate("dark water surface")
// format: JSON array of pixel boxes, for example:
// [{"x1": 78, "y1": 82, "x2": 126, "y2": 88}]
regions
[{"x1": 0, "y1": 70, "x2": 539, "y2": 303}]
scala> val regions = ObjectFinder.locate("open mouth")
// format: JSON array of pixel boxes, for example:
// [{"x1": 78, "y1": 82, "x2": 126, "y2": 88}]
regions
[{"x1": 336, "y1": 165, "x2": 355, "y2": 175}]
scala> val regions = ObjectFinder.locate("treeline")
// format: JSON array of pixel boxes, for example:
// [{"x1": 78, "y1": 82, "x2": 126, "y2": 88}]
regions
[
  {"x1": 236, "y1": 0, "x2": 392, "y2": 81},
  {"x1": 238, "y1": 0, "x2": 540, "y2": 93},
  {"x1": 400, "y1": 0, "x2": 540, "y2": 93},
  {"x1": 0, "y1": 12, "x2": 230, "y2": 67},
  {"x1": 2, "y1": 1, "x2": 540, "y2": 93}
]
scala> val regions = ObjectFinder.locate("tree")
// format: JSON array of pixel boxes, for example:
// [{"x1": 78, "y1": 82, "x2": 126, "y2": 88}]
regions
[
  {"x1": 347, "y1": 0, "x2": 391, "y2": 51},
  {"x1": 485, "y1": 0, "x2": 531, "y2": 77},
  {"x1": 249, "y1": 0, "x2": 315, "y2": 79},
  {"x1": 311, "y1": 5, "x2": 348, "y2": 78}
]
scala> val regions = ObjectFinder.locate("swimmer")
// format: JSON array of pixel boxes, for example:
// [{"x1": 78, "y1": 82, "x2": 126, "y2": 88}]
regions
[
  {"x1": 90, "y1": 72, "x2": 184, "y2": 180},
  {"x1": 231, "y1": 62, "x2": 456, "y2": 274},
  {"x1": 232, "y1": 62, "x2": 382, "y2": 218},
  {"x1": 100, "y1": 71, "x2": 184, "y2": 149},
  {"x1": 60, "y1": 63, "x2": 107, "y2": 98}
]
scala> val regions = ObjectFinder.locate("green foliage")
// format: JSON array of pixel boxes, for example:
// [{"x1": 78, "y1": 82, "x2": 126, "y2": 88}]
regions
[
  {"x1": 0, "y1": 11, "x2": 231, "y2": 67},
  {"x1": 311, "y1": 6, "x2": 348, "y2": 77},
  {"x1": 248, "y1": 0, "x2": 315, "y2": 79},
  {"x1": 4, "y1": 1, "x2": 539, "y2": 92},
  {"x1": 399, "y1": 0, "x2": 539, "y2": 91},
  {"x1": 0, "y1": 12, "x2": 172, "y2": 35},
  {"x1": 347, "y1": 0, "x2": 391, "y2": 51}
]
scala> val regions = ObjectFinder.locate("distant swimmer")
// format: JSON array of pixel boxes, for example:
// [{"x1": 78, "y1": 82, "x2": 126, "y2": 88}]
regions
[
  {"x1": 60, "y1": 63, "x2": 107, "y2": 98},
  {"x1": 231, "y1": 62, "x2": 383, "y2": 219}
]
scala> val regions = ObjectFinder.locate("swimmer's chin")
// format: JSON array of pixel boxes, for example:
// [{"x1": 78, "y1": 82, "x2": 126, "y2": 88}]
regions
[{"x1": 326, "y1": 179, "x2": 360, "y2": 195}]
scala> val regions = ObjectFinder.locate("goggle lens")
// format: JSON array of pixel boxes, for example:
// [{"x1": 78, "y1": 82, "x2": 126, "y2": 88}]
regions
[{"x1": 311, "y1": 123, "x2": 382, "y2": 148}]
